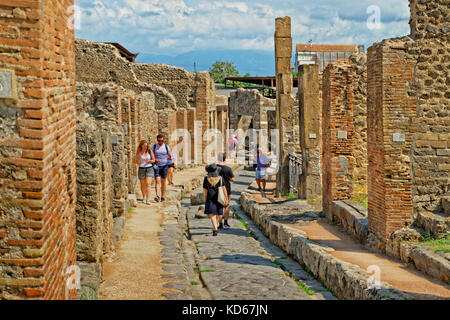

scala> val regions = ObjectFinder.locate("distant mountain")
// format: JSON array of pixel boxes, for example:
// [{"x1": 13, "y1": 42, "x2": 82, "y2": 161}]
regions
[{"x1": 135, "y1": 50, "x2": 276, "y2": 77}]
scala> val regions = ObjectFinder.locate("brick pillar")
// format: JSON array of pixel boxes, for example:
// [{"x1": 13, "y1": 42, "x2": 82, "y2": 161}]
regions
[
  {"x1": 0, "y1": 0, "x2": 77, "y2": 299},
  {"x1": 298, "y1": 64, "x2": 321, "y2": 199},
  {"x1": 322, "y1": 60, "x2": 355, "y2": 218},
  {"x1": 275, "y1": 16, "x2": 296, "y2": 196},
  {"x1": 367, "y1": 40, "x2": 416, "y2": 249}
]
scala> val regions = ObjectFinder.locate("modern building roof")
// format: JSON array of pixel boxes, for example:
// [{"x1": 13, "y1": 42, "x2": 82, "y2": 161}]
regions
[
  {"x1": 104, "y1": 42, "x2": 139, "y2": 63},
  {"x1": 224, "y1": 76, "x2": 298, "y2": 88},
  {"x1": 296, "y1": 43, "x2": 358, "y2": 52}
]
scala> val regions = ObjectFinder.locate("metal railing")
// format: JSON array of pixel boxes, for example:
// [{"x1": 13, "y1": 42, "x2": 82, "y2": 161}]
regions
[{"x1": 288, "y1": 153, "x2": 302, "y2": 195}]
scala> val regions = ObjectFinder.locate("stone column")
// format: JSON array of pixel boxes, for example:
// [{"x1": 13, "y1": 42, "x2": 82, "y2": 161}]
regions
[
  {"x1": 187, "y1": 108, "x2": 196, "y2": 164},
  {"x1": 298, "y1": 64, "x2": 321, "y2": 199},
  {"x1": 194, "y1": 72, "x2": 213, "y2": 162},
  {"x1": 322, "y1": 60, "x2": 355, "y2": 218},
  {"x1": 175, "y1": 109, "x2": 189, "y2": 165},
  {"x1": 275, "y1": 16, "x2": 296, "y2": 196}
]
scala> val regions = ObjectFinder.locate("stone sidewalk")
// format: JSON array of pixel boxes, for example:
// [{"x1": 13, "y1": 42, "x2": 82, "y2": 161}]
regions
[
  {"x1": 185, "y1": 169, "x2": 336, "y2": 300},
  {"x1": 240, "y1": 178, "x2": 450, "y2": 300},
  {"x1": 99, "y1": 165, "x2": 206, "y2": 300}
]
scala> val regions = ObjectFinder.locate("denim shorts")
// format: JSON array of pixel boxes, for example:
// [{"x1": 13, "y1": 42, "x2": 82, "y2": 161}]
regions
[
  {"x1": 154, "y1": 165, "x2": 169, "y2": 179},
  {"x1": 138, "y1": 167, "x2": 155, "y2": 180},
  {"x1": 255, "y1": 169, "x2": 266, "y2": 180}
]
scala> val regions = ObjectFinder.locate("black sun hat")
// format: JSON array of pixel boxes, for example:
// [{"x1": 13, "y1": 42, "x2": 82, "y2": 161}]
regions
[{"x1": 205, "y1": 164, "x2": 221, "y2": 177}]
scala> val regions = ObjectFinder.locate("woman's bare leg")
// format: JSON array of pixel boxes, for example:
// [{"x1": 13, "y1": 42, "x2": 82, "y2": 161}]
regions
[
  {"x1": 256, "y1": 178, "x2": 261, "y2": 189},
  {"x1": 139, "y1": 179, "x2": 146, "y2": 201},
  {"x1": 155, "y1": 177, "x2": 161, "y2": 199},
  {"x1": 145, "y1": 177, "x2": 152, "y2": 200},
  {"x1": 210, "y1": 214, "x2": 218, "y2": 231},
  {"x1": 167, "y1": 168, "x2": 173, "y2": 185}
]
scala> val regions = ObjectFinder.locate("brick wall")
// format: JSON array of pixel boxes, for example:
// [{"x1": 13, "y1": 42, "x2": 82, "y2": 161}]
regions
[
  {"x1": 0, "y1": 0, "x2": 77, "y2": 299},
  {"x1": 322, "y1": 60, "x2": 355, "y2": 217},
  {"x1": 367, "y1": 38, "x2": 417, "y2": 249}
]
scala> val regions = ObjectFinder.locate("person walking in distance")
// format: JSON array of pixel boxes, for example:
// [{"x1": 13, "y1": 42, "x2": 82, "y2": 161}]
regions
[
  {"x1": 135, "y1": 140, "x2": 155, "y2": 205},
  {"x1": 217, "y1": 152, "x2": 234, "y2": 229},
  {"x1": 152, "y1": 134, "x2": 172, "y2": 203},
  {"x1": 167, "y1": 150, "x2": 176, "y2": 186},
  {"x1": 253, "y1": 146, "x2": 270, "y2": 192},
  {"x1": 203, "y1": 164, "x2": 228, "y2": 236}
]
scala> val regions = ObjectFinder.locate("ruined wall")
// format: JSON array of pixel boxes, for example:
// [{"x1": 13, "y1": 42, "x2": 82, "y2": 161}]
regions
[
  {"x1": 132, "y1": 63, "x2": 194, "y2": 110},
  {"x1": 322, "y1": 60, "x2": 355, "y2": 218},
  {"x1": 75, "y1": 83, "x2": 129, "y2": 296},
  {"x1": 229, "y1": 88, "x2": 275, "y2": 132},
  {"x1": 0, "y1": 0, "x2": 77, "y2": 299},
  {"x1": 367, "y1": 0, "x2": 450, "y2": 248},
  {"x1": 348, "y1": 53, "x2": 368, "y2": 187},
  {"x1": 75, "y1": 116, "x2": 114, "y2": 265},
  {"x1": 75, "y1": 39, "x2": 176, "y2": 113},
  {"x1": 409, "y1": 0, "x2": 450, "y2": 237}
]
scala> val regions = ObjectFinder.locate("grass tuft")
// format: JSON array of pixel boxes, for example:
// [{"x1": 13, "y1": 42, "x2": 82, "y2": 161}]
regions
[
  {"x1": 282, "y1": 192, "x2": 298, "y2": 200},
  {"x1": 296, "y1": 281, "x2": 315, "y2": 295},
  {"x1": 420, "y1": 233, "x2": 450, "y2": 253}
]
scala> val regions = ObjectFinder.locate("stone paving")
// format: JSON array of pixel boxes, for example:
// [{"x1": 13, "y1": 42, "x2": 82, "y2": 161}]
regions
[{"x1": 185, "y1": 169, "x2": 336, "y2": 300}]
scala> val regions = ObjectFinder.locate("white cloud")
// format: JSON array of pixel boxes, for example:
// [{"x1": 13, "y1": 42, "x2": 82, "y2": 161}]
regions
[{"x1": 75, "y1": 0, "x2": 410, "y2": 55}]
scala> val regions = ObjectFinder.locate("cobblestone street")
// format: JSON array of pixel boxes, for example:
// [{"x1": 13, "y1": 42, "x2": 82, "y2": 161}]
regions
[{"x1": 183, "y1": 169, "x2": 336, "y2": 300}]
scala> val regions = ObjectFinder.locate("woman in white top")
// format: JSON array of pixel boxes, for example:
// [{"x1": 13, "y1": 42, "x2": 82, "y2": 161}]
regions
[{"x1": 135, "y1": 140, "x2": 156, "y2": 205}]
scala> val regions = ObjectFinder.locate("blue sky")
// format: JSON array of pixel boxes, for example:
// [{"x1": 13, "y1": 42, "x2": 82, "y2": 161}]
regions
[{"x1": 74, "y1": 0, "x2": 411, "y2": 75}]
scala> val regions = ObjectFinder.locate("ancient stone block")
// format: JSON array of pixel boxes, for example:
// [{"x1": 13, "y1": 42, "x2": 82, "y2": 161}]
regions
[
  {"x1": 298, "y1": 64, "x2": 321, "y2": 199},
  {"x1": 275, "y1": 16, "x2": 292, "y2": 38}
]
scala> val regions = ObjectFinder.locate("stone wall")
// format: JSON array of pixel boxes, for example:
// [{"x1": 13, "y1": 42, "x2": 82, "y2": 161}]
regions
[
  {"x1": 348, "y1": 53, "x2": 368, "y2": 187},
  {"x1": 229, "y1": 88, "x2": 276, "y2": 131},
  {"x1": 132, "y1": 64, "x2": 195, "y2": 110},
  {"x1": 366, "y1": 0, "x2": 450, "y2": 249},
  {"x1": 0, "y1": 0, "x2": 77, "y2": 299},
  {"x1": 76, "y1": 116, "x2": 114, "y2": 265},
  {"x1": 75, "y1": 83, "x2": 130, "y2": 297}
]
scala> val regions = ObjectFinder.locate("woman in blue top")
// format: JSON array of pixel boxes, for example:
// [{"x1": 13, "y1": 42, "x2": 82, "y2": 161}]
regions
[{"x1": 253, "y1": 147, "x2": 270, "y2": 192}]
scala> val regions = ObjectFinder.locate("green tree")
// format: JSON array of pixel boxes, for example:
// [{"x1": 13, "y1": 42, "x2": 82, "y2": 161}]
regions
[{"x1": 209, "y1": 61, "x2": 239, "y2": 83}]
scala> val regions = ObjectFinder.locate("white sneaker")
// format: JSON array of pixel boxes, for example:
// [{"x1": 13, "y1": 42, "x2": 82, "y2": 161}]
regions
[{"x1": 146, "y1": 200, "x2": 151, "y2": 205}]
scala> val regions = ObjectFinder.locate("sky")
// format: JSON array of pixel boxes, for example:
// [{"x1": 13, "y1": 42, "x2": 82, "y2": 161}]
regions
[{"x1": 74, "y1": 0, "x2": 411, "y2": 75}]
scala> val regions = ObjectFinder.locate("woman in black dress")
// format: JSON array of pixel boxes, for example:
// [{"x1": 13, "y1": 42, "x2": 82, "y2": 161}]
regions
[{"x1": 203, "y1": 164, "x2": 228, "y2": 236}]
